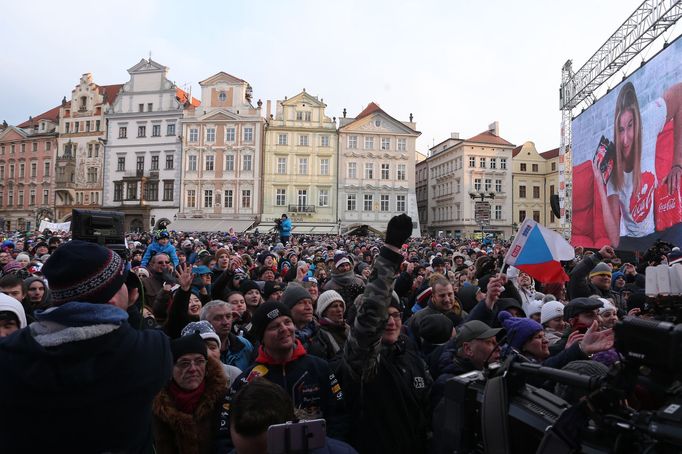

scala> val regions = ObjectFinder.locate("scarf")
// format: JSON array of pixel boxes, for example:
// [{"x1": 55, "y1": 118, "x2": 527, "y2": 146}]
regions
[
  {"x1": 295, "y1": 320, "x2": 317, "y2": 344},
  {"x1": 330, "y1": 268, "x2": 359, "y2": 286},
  {"x1": 168, "y1": 379, "x2": 206, "y2": 414}
]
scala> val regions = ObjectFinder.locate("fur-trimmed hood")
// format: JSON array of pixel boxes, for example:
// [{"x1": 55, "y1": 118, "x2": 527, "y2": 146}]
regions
[{"x1": 152, "y1": 357, "x2": 228, "y2": 454}]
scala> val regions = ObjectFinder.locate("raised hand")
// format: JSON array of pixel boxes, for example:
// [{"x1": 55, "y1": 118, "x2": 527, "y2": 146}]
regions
[
  {"x1": 176, "y1": 264, "x2": 194, "y2": 292},
  {"x1": 385, "y1": 214, "x2": 413, "y2": 248},
  {"x1": 580, "y1": 320, "x2": 614, "y2": 354}
]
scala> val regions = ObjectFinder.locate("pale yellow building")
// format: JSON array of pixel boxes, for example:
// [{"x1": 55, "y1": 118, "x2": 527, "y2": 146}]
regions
[
  {"x1": 511, "y1": 141, "x2": 560, "y2": 233},
  {"x1": 261, "y1": 90, "x2": 338, "y2": 233}
]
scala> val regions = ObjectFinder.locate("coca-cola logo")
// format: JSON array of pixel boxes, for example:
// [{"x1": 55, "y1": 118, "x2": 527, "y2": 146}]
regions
[
  {"x1": 659, "y1": 197, "x2": 677, "y2": 213},
  {"x1": 629, "y1": 171, "x2": 656, "y2": 223}
]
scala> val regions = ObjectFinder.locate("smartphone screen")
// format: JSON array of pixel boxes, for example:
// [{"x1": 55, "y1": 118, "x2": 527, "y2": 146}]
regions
[{"x1": 266, "y1": 420, "x2": 326, "y2": 454}]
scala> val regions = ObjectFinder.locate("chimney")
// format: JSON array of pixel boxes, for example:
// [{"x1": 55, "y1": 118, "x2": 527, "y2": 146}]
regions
[
  {"x1": 266, "y1": 100, "x2": 272, "y2": 119},
  {"x1": 488, "y1": 121, "x2": 499, "y2": 136},
  {"x1": 450, "y1": 132, "x2": 459, "y2": 139}
]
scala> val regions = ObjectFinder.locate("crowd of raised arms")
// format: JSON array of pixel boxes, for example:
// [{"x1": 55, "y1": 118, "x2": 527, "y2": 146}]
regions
[{"x1": 0, "y1": 213, "x2": 672, "y2": 453}]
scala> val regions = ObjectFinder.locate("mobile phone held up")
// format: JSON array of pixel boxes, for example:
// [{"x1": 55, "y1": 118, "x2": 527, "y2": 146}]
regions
[
  {"x1": 593, "y1": 135, "x2": 615, "y2": 185},
  {"x1": 267, "y1": 419, "x2": 326, "y2": 454}
]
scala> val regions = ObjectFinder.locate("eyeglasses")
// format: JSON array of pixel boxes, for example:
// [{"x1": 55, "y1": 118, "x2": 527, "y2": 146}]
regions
[
  {"x1": 175, "y1": 358, "x2": 207, "y2": 370},
  {"x1": 388, "y1": 312, "x2": 401, "y2": 320}
]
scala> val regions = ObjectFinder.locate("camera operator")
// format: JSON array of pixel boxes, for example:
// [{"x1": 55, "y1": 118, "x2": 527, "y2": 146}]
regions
[{"x1": 276, "y1": 214, "x2": 292, "y2": 245}]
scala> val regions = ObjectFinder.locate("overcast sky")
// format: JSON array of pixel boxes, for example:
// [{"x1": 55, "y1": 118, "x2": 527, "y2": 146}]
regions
[{"x1": 1, "y1": 0, "x2": 676, "y2": 154}]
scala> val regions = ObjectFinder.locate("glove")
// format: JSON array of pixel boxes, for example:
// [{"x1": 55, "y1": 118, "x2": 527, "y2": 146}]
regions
[{"x1": 385, "y1": 214, "x2": 413, "y2": 248}]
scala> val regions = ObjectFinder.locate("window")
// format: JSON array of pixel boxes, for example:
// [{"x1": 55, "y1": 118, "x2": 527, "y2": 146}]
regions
[
  {"x1": 455, "y1": 178, "x2": 461, "y2": 193},
  {"x1": 186, "y1": 189, "x2": 196, "y2": 208},
  {"x1": 46, "y1": 141, "x2": 51, "y2": 151},
  {"x1": 9, "y1": 164, "x2": 14, "y2": 178},
  {"x1": 347, "y1": 162, "x2": 357, "y2": 179},
  {"x1": 226, "y1": 128, "x2": 235, "y2": 142},
  {"x1": 397, "y1": 195, "x2": 406, "y2": 212},
  {"x1": 519, "y1": 210, "x2": 526, "y2": 222},
  {"x1": 29, "y1": 189, "x2": 35, "y2": 206},
  {"x1": 73, "y1": 123, "x2": 79, "y2": 134},
  {"x1": 188, "y1": 155, "x2": 197, "y2": 171},
  {"x1": 347, "y1": 194, "x2": 356, "y2": 211},
  {"x1": 88, "y1": 144, "x2": 93, "y2": 158},
  {"x1": 297, "y1": 190, "x2": 307, "y2": 207},
  {"x1": 242, "y1": 155, "x2": 252, "y2": 171},
  {"x1": 380, "y1": 194, "x2": 390, "y2": 211},
  {"x1": 145, "y1": 181, "x2": 158, "y2": 201},
  {"x1": 495, "y1": 205, "x2": 502, "y2": 220},
  {"x1": 479, "y1": 157, "x2": 486, "y2": 168},
  {"x1": 163, "y1": 181, "x2": 173, "y2": 201},
  {"x1": 147, "y1": 103, "x2": 153, "y2": 112},
  {"x1": 495, "y1": 179, "x2": 502, "y2": 192},
  {"x1": 126, "y1": 182, "x2": 137, "y2": 200},
  {"x1": 490, "y1": 158, "x2": 497, "y2": 169},
  {"x1": 152, "y1": 125, "x2": 161, "y2": 137},
  {"x1": 206, "y1": 128, "x2": 216, "y2": 142},
  {"x1": 397, "y1": 138, "x2": 406, "y2": 151},
  {"x1": 204, "y1": 190, "x2": 213, "y2": 208},
  {"x1": 225, "y1": 154, "x2": 234, "y2": 171},
  {"x1": 500, "y1": 158, "x2": 507, "y2": 170},
  {"x1": 136, "y1": 156, "x2": 144, "y2": 173},
  {"x1": 550, "y1": 185, "x2": 555, "y2": 195},
  {"x1": 397, "y1": 164, "x2": 406, "y2": 181},
  {"x1": 299, "y1": 135, "x2": 309, "y2": 146},
  {"x1": 137, "y1": 126, "x2": 146, "y2": 137},
  {"x1": 32, "y1": 142, "x2": 37, "y2": 152},
  {"x1": 243, "y1": 127, "x2": 253, "y2": 142},
  {"x1": 165, "y1": 154, "x2": 174, "y2": 170},
  {"x1": 8, "y1": 191, "x2": 13, "y2": 206},
  {"x1": 348, "y1": 136, "x2": 358, "y2": 149},
  {"x1": 10, "y1": 144, "x2": 14, "y2": 154},
  {"x1": 381, "y1": 138, "x2": 390, "y2": 150},
  {"x1": 43, "y1": 189, "x2": 49, "y2": 205},
  {"x1": 363, "y1": 194, "x2": 373, "y2": 211},
  {"x1": 276, "y1": 189, "x2": 286, "y2": 206},
  {"x1": 205, "y1": 155, "x2": 214, "y2": 171},
  {"x1": 318, "y1": 189, "x2": 329, "y2": 207},
  {"x1": 381, "y1": 164, "x2": 390, "y2": 179},
  {"x1": 189, "y1": 128, "x2": 199, "y2": 142},
  {"x1": 224, "y1": 190, "x2": 233, "y2": 208},
  {"x1": 519, "y1": 185, "x2": 526, "y2": 198},
  {"x1": 474, "y1": 178, "x2": 481, "y2": 191},
  {"x1": 533, "y1": 186, "x2": 540, "y2": 198},
  {"x1": 151, "y1": 156, "x2": 159, "y2": 170},
  {"x1": 241, "y1": 189, "x2": 251, "y2": 208},
  {"x1": 277, "y1": 157, "x2": 287, "y2": 174},
  {"x1": 118, "y1": 127, "x2": 127, "y2": 138},
  {"x1": 18, "y1": 163, "x2": 24, "y2": 178},
  {"x1": 469, "y1": 156, "x2": 476, "y2": 168},
  {"x1": 0, "y1": 166, "x2": 3, "y2": 179},
  {"x1": 364, "y1": 136, "x2": 374, "y2": 149},
  {"x1": 485, "y1": 179, "x2": 492, "y2": 191},
  {"x1": 87, "y1": 167, "x2": 97, "y2": 183},
  {"x1": 278, "y1": 134, "x2": 288, "y2": 145},
  {"x1": 218, "y1": 91, "x2": 227, "y2": 102},
  {"x1": 364, "y1": 163, "x2": 374, "y2": 179},
  {"x1": 533, "y1": 211, "x2": 541, "y2": 222},
  {"x1": 44, "y1": 162, "x2": 50, "y2": 177},
  {"x1": 138, "y1": 103, "x2": 144, "y2": 112},
  {"x1": 320, "y1": 158, "x2": 329, "y2": 176},
  {"x1": 520, "y1": 163, "x2": 527, "y2": 171},
  {"x1": 296, "y1": 111, "x2": 303, "y2": 121},
  {"x1": 320, "y1": 135, "x2": 329, "y2": 147},
  {"x1": 114, "y1": 182, "x2": 123, "y2": 201},
  {"x1": 298, "y1": 158, "x2": 308, "y2": 175},
  {"x1": 551, "y1": 162, "x2": 556, "y2": 171},
  {"x1": 167, "y1": 124, "x2": 176, "y2": 136},
  {"x1": 305, "y1": 112, "x2": 311, "y2": 122},
  {"x1": 30, "y1": 162, "x2": 37, "y2": 178},
  {"x1": 532, "y1": 164, "x2": 539, "y2": 172}
]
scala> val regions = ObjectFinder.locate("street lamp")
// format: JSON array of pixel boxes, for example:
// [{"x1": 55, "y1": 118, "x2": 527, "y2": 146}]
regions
[{"x1": 469, "y1": 190, "x2": 495, "y2": 239}]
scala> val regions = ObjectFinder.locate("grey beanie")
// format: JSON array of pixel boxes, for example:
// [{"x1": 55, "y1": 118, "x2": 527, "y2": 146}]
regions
[{"x1": 280, "y1": 284, "x2": 312, "y2": 309}]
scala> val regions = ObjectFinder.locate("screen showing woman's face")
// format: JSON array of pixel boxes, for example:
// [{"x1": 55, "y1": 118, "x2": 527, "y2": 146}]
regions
[{"x1": 618, "y1": 109, "x2": 635, "y2": 162}]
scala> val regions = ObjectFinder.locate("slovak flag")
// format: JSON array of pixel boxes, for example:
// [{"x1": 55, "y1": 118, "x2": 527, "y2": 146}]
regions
[{"x1": 505, "y1": 218, "x2": 575, "y2": 283}]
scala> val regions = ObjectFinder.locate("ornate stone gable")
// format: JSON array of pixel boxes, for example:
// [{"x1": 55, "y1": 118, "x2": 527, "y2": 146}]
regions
[
  {"x1": 281, "y1": 91, "x2": 325, "y2": 108},
  {"x1": 127, "y1": 58, "x2": 168, "y2": 74},
  {"x1": 199, "y1": 71, "x2": 246, "y2": 87},
  {"x1": 341, "y1": 112, "x2": 415, "y2": 135},
  {"x1": 0, "y1": 127, "x2": 27, "y2": 141}
]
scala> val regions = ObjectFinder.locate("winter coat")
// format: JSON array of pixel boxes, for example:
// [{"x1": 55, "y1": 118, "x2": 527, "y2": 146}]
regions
[
  {"x1": 280, "y1": 217, "x2": 292, "y2": 236},
  {"x1": 152, "y1": 358, "x2": 229, "y2": 454},
  {"x1": 567, "y1": 253, "x2": 619, "y2": 301},
  {"x1": 141, "y1": 241, "x2": 180, "y2": 268},
  {"x1": 339, "y1": 249, "x2": 432, "y2": 454},
  {"x1": 0, "y1": 321, "x2": 172, "y2": 453},
  {"x1": 231, "y1": 340, "x2": 349, "y2": 441},
  {"x1": 220, "y1": 332, "x2": 254, "y2": 372}
]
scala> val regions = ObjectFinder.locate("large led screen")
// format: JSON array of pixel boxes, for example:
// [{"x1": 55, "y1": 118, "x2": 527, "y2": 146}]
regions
[{"x1": 571, "y1": 36, "x2": 682, "y2": 251}]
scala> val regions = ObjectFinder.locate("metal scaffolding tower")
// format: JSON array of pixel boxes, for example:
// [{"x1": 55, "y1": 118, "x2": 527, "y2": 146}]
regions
[{"x1": 558, "y1": 0, "x2": 682, "y2": 237}]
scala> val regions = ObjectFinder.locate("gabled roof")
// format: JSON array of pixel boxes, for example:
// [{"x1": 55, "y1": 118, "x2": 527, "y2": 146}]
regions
[
  {"x1": 199, "y1": 71, "x2": 247, "y2": 86},
  {"x1": 127, "y1": 58, "x2": 168, "y2": 74},
  {"x1": 355, "y1": 102, "x2": 383, "y2": 120},
  {"x1": 466, "y1": 130, "x2": 514, "y2": 147},
  {"x1": 541, "y1": 147, "x2": 560, "y2": 159},
  {"x1": 176, "y1": 88, "x2": 201, "y2": 108},
  {"x1": 512, "y1": 145, "x2": 523, "y2": 157},
  {"x1": 340, "y1": 102, "x2": 419, "y2": 135},
  {"x1": 281, "y1": 90, "x2": 326, "y2": 107},
  {"x1": 0, "y1": 125, "x2": 28, "y2": 141},
  {"x1": 17, "y1": 105, "x2": 61, "y2": 128},
  {"x1": 97, "y1": 84, "x2": 124, "y2": 105}
]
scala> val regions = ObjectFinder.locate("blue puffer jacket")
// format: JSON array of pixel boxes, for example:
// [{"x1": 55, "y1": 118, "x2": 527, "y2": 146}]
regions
[
  {"x1": 280, "y1": 217, "x2": 292, "y2": 236},
  {"x1": 220, "y1": 332, "x2": 254, "y2": 372},
  {"x1": 141, "y1": 241, "x2": 179, "y2": 268}
]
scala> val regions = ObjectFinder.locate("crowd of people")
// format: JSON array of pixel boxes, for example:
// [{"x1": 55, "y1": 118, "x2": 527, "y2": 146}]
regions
[{"x1": 0, "y1": 213, "x2": 672, "y2": 453}]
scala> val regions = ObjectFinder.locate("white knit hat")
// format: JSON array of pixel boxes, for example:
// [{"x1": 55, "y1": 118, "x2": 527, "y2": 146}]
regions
[
  {"x1": 316, "y1": 290, "x2": 345, "y2": 318},
  {"x1": 540, "y1": 300, "x2": 565, "y2": 325},
  {"x1": 0, "y1": 293, "x2": 27, "y2": 329},
  {"x1": 597, "y1": 298, "x2": 617, "y2": 315},
  {"x1": 527, "y1": 300, "x2": 543, "y2": 318}
]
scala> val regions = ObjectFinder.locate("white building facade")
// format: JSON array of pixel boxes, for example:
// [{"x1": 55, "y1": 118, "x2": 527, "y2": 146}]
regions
[{"x1": 102, "y1": 59, "x2": 195, "y2": 232}]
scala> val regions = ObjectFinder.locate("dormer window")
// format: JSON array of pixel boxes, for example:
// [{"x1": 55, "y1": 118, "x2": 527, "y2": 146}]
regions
[{"x1": 219, "y1": 91, "x2": 227, "y2": 102}]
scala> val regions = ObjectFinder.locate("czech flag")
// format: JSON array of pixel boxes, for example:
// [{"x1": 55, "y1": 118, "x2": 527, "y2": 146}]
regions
[{"x1": 505, "y1": 218, "x2": 574, "y2": 283}]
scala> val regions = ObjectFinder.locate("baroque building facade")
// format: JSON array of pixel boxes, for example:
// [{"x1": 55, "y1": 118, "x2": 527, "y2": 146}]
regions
[
  {"x1": 261, "y1": 90, "x2": 338, "y2": 234},
  {"x1": 0, "y1": 107, "x2": 59, "y2": 231},
  {"x1": 102, "y1": 58, "x2": 197, "y2": 232},
  {"x1": 55, "y1": 73, "x2": 122, "y2": 221},
  {"x1": 174, "y1": 72, "x2": 264, "y2": 232},
  {"x1": 337, "y1": 103, "x2": 420, "y2": 235}
]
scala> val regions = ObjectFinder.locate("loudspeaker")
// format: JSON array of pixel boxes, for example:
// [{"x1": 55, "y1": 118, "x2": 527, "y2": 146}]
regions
[{"x1": 550, "y1": 195, "x2": 560, "y2": 218}]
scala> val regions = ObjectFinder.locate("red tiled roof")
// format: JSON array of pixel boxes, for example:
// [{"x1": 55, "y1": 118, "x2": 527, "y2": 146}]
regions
[
  {"x1": 176, "y1": 88, "x2": 201, "y2": 108},
  {"x1": 466, "y1": 130, "x2": 515, "y2": 147},
  {"x1": 541, "y1": 147, "x2": 560, "y2": 159},
  {"x1": 17, "y1": 105, "x2": 61, "y2": 128},
  {"x1": 512, "y1": 145, "x2": 523, "y2": 157},
  {"x1": 98, "y1": 84, "x2": 123, "y2": 105},
  {"x1": 355, "y1": 102, "x2": 383, "y2": 120}
]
